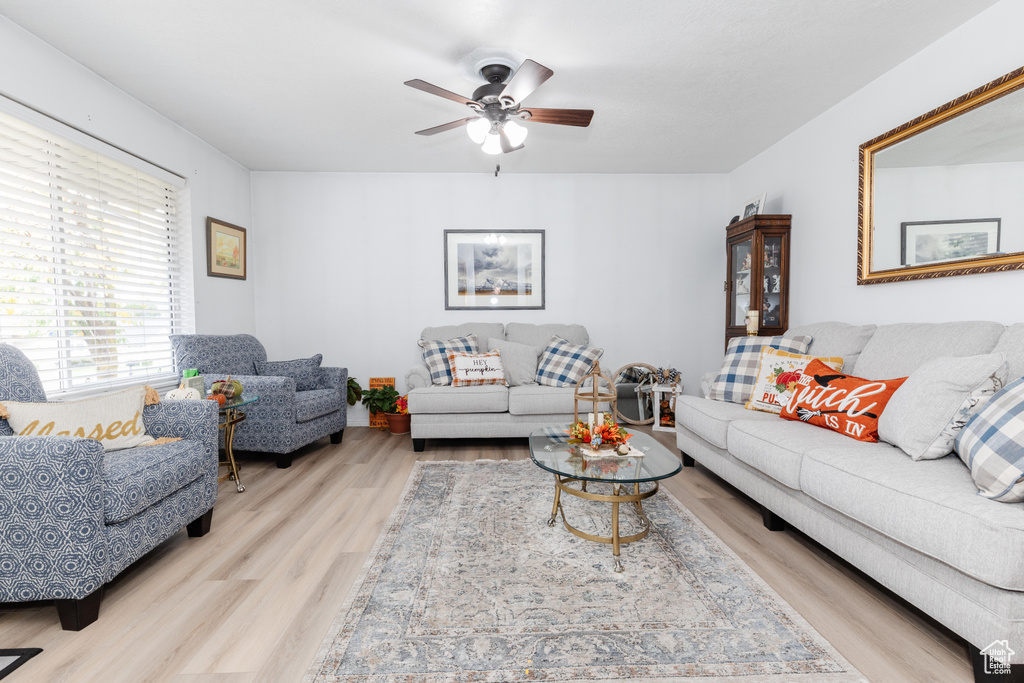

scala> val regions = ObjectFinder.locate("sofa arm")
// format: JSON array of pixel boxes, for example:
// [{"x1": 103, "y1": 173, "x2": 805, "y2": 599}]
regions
[
  {"x1": 700, "y1": 371, "x2": 717, "y2": 399},
  {"x1": 406, "y1": 366, "x2": 431, "y2": 391},
  {"x1": 208, "y1": 374, "x2": 297, "y2": 422},
  {"x1": 317, "y1": 366, "x2": 348, "y2": 393},
  {"x1": 143, "y1": 399, "x2": 219, "y2": 461},
  {"x1": 0, "y1": 436, "x2": 108, "y2": 601}
]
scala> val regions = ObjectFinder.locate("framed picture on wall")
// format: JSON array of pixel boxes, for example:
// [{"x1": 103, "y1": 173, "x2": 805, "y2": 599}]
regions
[
  {"x1": 900, "y1": 218, "x2": 1001, "y2": 266},
  {"x1": 206, "y1": 217, "x2": 247, "y2": 280},
  {"x1": 444, "y1": 230, "x2": 545, "y2": 310}
]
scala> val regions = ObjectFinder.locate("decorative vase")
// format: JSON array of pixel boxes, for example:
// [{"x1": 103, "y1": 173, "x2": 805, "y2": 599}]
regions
[{"x1": 385, "y1": 412, "x2": 411, "y2": 435}]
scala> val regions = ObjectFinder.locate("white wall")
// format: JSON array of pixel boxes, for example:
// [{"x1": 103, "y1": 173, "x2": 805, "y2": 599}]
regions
[
  {"x1": 251, "y1": 173, "x2": 728, "y2": 425},
  {"x1": 729, "y1": 0, "x2": 1024, "y2": 325},
  {"x1": 0, "y1": 15, "x2": 255, "y2": 334}
]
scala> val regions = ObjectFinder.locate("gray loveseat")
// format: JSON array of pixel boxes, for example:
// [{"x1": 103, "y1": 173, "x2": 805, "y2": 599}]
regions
[
  {"x1": 406, "y1": 322, "x2": 608, "y2": 451},
  {"x1": 676, "y1": 321, "x2": 1024, "y2": 676}
]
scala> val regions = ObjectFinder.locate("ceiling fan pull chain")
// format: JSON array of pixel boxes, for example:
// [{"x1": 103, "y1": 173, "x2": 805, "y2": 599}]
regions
[{"x1": 495, "y1": 162, "x2": 500, "y2": 177}]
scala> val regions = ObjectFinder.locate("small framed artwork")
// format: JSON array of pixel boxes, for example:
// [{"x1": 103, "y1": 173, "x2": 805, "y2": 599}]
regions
[
  {"x1": 206, "y1": 217, "x2": 247, "y2": 280},
  {"x1": 444, "y1": 230, "x2": 545, "y2": 310},
  {"x1": 741, "y1": 193, "x2": 767, "y2": 219},
  {"x1": 900, "y1": 218, "x2": 1001, "y2": 266}
]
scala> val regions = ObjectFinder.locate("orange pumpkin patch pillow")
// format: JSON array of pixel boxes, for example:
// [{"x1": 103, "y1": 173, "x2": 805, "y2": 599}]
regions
[{"x1": 779, "y1": 359, "x2": 908, "y2": 442}]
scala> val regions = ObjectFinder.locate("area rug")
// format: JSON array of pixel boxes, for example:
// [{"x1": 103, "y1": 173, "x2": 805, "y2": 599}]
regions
[
  {"x1": 305, "y1": 460, "x2": 865, "y2": 682},
  {"x1": 0, "y1": 649, "x2": 41, "y2": 680}
]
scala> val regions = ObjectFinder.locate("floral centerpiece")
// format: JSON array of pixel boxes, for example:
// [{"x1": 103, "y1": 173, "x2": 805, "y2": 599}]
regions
[{"x1": 567, "y1": 414, "x2": 632, "y2": 449}]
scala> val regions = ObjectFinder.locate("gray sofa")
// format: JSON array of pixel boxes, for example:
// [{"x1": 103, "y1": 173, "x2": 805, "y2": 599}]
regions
[
  {"x1": 406, "y1": 322, "x2": 608, "y2": 451},
  {"x1": 676, "y1": 321, "x2": 1024, "y2": 676}
]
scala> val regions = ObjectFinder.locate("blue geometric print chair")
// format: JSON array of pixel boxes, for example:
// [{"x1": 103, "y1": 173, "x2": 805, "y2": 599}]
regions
[
  {"x1": 0, "y1": 343, "x2": 219, "y2": 630},
  {"x1": 169, "y1": 334, "x2": 347, "y2": 468}
]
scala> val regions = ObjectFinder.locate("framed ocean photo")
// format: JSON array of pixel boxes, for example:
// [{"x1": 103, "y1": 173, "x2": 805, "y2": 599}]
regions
[
  {"x1": 206, "y1": 217, "x2": 247, "y2": 279},
  {"x1": 444, "y1": 230, "x2": 545, "y2": 310}
]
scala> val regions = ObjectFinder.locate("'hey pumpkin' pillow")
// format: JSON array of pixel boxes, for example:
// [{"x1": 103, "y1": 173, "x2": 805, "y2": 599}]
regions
[
  {"x1": 447, "y1": 351, "x2": 507, "y2": 387},
  {"x1": 779, "y1": 359, "x2": 907, "y2": 442},
  {"x1": 745, "y1": 348, "x2": 845, "y2": 414}
]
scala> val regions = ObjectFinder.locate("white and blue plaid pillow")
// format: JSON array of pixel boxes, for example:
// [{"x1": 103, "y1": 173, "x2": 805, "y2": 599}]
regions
[
  {"x1": 708, "y1": 335, "x2": 813, "y2": 404},
  {"x1": 536, "y1": 336, "x2": 603, "y2": 388},
  {"x1": 418, "y1": 334, "x2": 479, "y2": 386},
  {"x1": 955, "y1": 376, "x2": 1024, "y2": 503}
]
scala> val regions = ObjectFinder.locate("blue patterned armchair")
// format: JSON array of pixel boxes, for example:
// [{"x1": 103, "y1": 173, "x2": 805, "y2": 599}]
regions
[
  {"x1": 170, "y1": 334, "x2": 347, "y2": 468},
  {"x1": 0, "y1": 343, "x2": 219, "y2": 630}
]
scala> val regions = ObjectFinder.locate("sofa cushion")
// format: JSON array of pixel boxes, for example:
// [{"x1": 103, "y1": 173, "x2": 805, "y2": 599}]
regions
[
  {"x1": 487, "y1": 338, "x2": 540, "y2": 386},
  {"x1": 507, "y1": 385, "x2": 605, "y2": 416},
  {"x1": 993, "y1": 323, "x2": 1024, "y2": 381},
  {"x1": 103, "y1": 440, "x2": 207, "y2": 524},
  {"x1": 255, "y1": 354, "x2": 322, "y2": 391},
  {"x1": 675, "y1": 395, "x2": 775, "y2": 450},
  {"x1": 295, "y1": 389, "x2": 341, "y2": 423},
  {"x1": 407, "y1": 385, "x2": 508, "y2": 414},
  {"x1": 852, "y1": 321, "x2": 1004, "y2": 379},
  {"x1": 787, "y1": 322, "x2": 877, "y2": 372},
  {"x1": 728, "y1": 419, "x2": 884, "y2": 490},
  {"x1": 878, "y1": 353, "x2": 1008, "y2": 460},
  {"x1": 800, "y1": 444, "x2": 1024, "y2": 591},
  {"x1": 505, "y1": 322, "x2": 589, "y2": 347}
]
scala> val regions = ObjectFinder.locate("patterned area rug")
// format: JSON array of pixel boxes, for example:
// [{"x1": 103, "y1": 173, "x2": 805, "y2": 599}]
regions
[{"x1": 305, "y1": 460, "x2": 864, "y2": 682}]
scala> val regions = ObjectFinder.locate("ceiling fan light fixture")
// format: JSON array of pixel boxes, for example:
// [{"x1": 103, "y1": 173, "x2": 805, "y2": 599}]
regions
[
  {"x1": 503, "y1": 120, "x2": 528, "y2": 147},
  {"x1": 466, "y1": 117, "x2": 490, "y2": 143},
  {"x1": 481, "y1": 132, "x2": 503, "y2": 155}
]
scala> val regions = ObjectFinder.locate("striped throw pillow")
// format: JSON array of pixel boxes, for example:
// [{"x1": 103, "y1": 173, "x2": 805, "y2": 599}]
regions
[{"x1": 955, "y1": 376, "x2": 1024, "y2": 502}]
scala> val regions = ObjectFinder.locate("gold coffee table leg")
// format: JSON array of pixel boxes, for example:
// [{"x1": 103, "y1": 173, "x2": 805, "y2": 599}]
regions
[
  {"x1": 548, "y1": 474, "x2": 562, "y2": 527},
  {"x1": 612, "y1": 483, "x2": 623, "y2": 572},
  {"x1": 221, "y1": 407, "x2": 245, "y2": 493}
]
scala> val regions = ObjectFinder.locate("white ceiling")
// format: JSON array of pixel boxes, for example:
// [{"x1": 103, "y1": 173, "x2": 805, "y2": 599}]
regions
[{"x1": 0, "y1": 0, "x2": 1001, "y2": 174}]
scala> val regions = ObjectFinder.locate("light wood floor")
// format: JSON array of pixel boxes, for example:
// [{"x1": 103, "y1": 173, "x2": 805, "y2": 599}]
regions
[{"x1": 0, "y1": 427, "x2": 973, "y2": 682}]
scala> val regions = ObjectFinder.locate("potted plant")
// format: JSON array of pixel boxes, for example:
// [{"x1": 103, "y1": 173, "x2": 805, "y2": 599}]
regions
[
  {"x1": 361, "y1": 386, "x2": 410, "y2": 435},
  {"x1": 347, "y1": 377, "x2": 363, "y2": 406}
]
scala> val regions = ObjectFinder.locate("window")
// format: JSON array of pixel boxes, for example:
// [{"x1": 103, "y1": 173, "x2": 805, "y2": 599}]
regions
[{"x1": 0, "y1": 106, "x2": 193, "y2": 397}]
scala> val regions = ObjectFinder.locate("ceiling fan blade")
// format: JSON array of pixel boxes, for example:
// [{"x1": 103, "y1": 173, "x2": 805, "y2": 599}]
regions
[
  {"x1": 520, "y1": 108, "x2": 594, "y2": 127},
  {"x1": 499, "y1": 129, "x2": 524, "y2": 153},
  {"x1": 404, "y1": 79, "x2": 479, "y2": 107},
  {"x1": 499, "y1": 59, "x2": 554, "y2": 107},
  {"x1": 414, "y1": 117, "x2": 477, "y2": 136}
]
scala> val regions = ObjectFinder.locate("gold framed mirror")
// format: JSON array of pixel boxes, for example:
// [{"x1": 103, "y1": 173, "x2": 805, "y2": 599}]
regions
[{"x1": 858, "y1": 65, "x2": 1024, "y2": 284}]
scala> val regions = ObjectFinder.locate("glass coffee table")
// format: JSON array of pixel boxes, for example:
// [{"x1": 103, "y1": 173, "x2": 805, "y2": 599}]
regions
[{"x1": 530, "y1": 426, "x2": 682, "y2": 572}]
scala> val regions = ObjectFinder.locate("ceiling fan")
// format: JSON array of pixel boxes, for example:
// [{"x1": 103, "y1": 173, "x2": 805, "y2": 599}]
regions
[{"x1": 404, "y1": 59, "x2": 594, "y2": 155}]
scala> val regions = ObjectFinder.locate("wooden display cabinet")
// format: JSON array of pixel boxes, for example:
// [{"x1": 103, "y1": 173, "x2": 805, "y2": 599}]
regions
[{"x1": 725, "y1": 214, "x2": 791, "y2": 345}]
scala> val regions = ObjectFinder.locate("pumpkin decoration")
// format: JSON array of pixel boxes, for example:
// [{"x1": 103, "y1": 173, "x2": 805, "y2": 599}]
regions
[
  {"x1": 166, "y1": 383, "x2": 202, "y2": 401},
  {"x1": 206, "y1": 393, "x2": 227, "y2": 405},
  {"x1": 211, "y1": 376, "x2": 243, "y2": 398}
]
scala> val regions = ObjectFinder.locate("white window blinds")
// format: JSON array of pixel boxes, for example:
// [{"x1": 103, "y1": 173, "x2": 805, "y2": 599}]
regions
[{"x1": 0, "y1": 107, "x2": 194, "y2": 397}]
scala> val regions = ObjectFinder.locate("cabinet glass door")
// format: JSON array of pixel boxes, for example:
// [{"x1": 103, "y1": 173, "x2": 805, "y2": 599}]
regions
[
  {"x1": 730, "y1": 238, "x2": 753, "y2": 327},
  {"x1": 761, "y1": 236, "x2": 784, "y2": 327}
]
